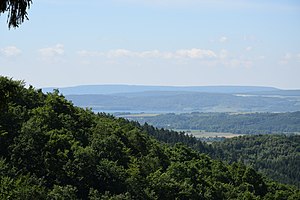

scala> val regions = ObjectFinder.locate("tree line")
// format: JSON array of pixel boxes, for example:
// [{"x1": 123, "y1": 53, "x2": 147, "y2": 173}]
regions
[{"x1": 127, "y1": 112, "x2": 300, "y2": 134}]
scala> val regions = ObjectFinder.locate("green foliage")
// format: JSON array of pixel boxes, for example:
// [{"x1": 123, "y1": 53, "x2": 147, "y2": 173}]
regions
[
  {"x1": 0, "y1": 0, "x2": 32, "y2": 28},
  {"x1": 0, "y1": 165, "x2": 46, "y2": 200},
  {"x1": 212, "y1": 134, "x2": 300, "y2": 188},
  {"x1": 141, "y1": 120, "x2": 300, "y2": 188},
  {"x1": 0, "y1": 76, "x2": 299, "y2": 199},
  {"x1": 47, "y1": 185, "x2": 78, "y2": 200},
  {"x1": 140, "y1": 123, "x2": 213, "y2": 154}
]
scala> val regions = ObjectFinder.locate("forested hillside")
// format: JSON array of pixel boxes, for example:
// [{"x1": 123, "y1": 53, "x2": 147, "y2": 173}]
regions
[
  {"x1": 127, "y1": 112, "x2": 300, "y2": 134},
  {"x1": 212, "y1": 135, "x2": 300, "y2": 188},
  {"x1": 139, "y1": 122, "x2": 300, "y2": 188},
  {"x1": 1, "y1": 76, "x2": 300, "y2": 199}
]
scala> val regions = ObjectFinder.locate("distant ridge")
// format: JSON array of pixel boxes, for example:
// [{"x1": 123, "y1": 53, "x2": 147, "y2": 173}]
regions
[
  {"x1": 42, "y1": 85, "x2": 300, "y2": 113},
  {"x1": 42, "y1": 85, "x2": 279, "y2": 95},
  {"x1": 66, "y1": 91, "x2": 300, "y2": 113},
  {"x1": 248, "y1": 90, "x2": 300, "y2": 96}
]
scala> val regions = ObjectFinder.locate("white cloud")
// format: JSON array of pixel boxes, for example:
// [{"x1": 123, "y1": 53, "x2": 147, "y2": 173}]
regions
[
  {"x1": 245, "y1": 46, "x2": 252, "y2": 51},
  {"x1": 219, "y1": 49, "x2": 228, "y2": 59},
  {"x1": 77, "y1": 48, "x2": 217, "y2": 59},
  {"x1": 216, "y1": 49, "x2": 253, "y2": 68},
  {"x1": 77, "y1": 50, "x2": 104, "y2": 57},
  {"x1": 139, "y1": 50, "x2": 167, "y2": 58},
  {"x1": 0, "y1": 46, "x2": 22, "y2": 57},
  {"x1": 257, "y1": 55, "x2": 265, "y2": 60},
  {"x1": 219, "y1": 36, "x2": 228, "y2": 43},
  {"x1": 107, "y1": 49, "x2": 183, "y2": 59},
  {"x1": 107, "y1": 49, "x2": 136, "y2": 58},
  {"x1": 175, "y1": 48, "x2": 217, "y2": 59},
  {"x1": 243, "y1": 35, "x2": 257, "y2": 42},
  {"x1": 38, "y1": 44, "x2": 64, "y2": 58},
  {"x1": 279, "y1": 52, "x2": 300, "y2": 64},
  {"x1": 284, "y1": 53, "x2": 292, "y2": 60},
  {"x1": 76, "y1": 48, "x2": 255, "y2": 69},
  {"x1": 297, "y1": 53, "x2": 300, "y2": 61},
  {"x1": 224, "y1": 59, "x2": 252, "y2": 68},
  {"x1": 78, "y1": 49, "x2": 165, "y2": 58},
  {"x1": 281, "y1": 52, "x2": 300, "y2": 62},
  {"x1": 279, "y1": 53, "x2": 294, "y2": 65}
]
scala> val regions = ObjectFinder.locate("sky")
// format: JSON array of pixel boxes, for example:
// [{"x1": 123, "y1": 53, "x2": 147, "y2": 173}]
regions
[{"x1": 1, "y1": 0, "x2": 300, "y2": 89}]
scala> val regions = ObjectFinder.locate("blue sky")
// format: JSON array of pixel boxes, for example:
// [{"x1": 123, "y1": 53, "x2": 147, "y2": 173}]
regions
[{"x1": 1, "y1": 0, "x2": 300, "y2": 88}]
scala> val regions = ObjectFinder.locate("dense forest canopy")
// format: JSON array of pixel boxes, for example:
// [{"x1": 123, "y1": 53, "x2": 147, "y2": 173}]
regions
[
  {"x1": 212, "y1": 135, "x2": 300, "y2": 188},
  {"x1": 0, "y1": 76, "x2": 299, "y2": 199},
  {"x1": 142, "y1": 123, "x2": 300, "y2": 188}
]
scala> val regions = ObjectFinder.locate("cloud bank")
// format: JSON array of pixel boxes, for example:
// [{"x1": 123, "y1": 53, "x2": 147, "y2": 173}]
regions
[
  {"x1": 38, "y1": 44, "x2": 64, "y2": 58},
  {"x1": 78, "y1": 48, "x2": 217, "y2": 59},
  {"x1": 0, "y1": 46, "x2": 22, "y2": 57},
  {"x1": 77, "y1": 48, "x2": 254, "y2": 69}
]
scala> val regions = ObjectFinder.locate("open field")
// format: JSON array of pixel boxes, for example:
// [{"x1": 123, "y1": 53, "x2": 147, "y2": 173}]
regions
[
  {"x1": 173, "y1": 129, "x2": 244, "y2": 138},
  {"x1": 116, "y1": 113, "x2": 160, "y2": 118}
]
